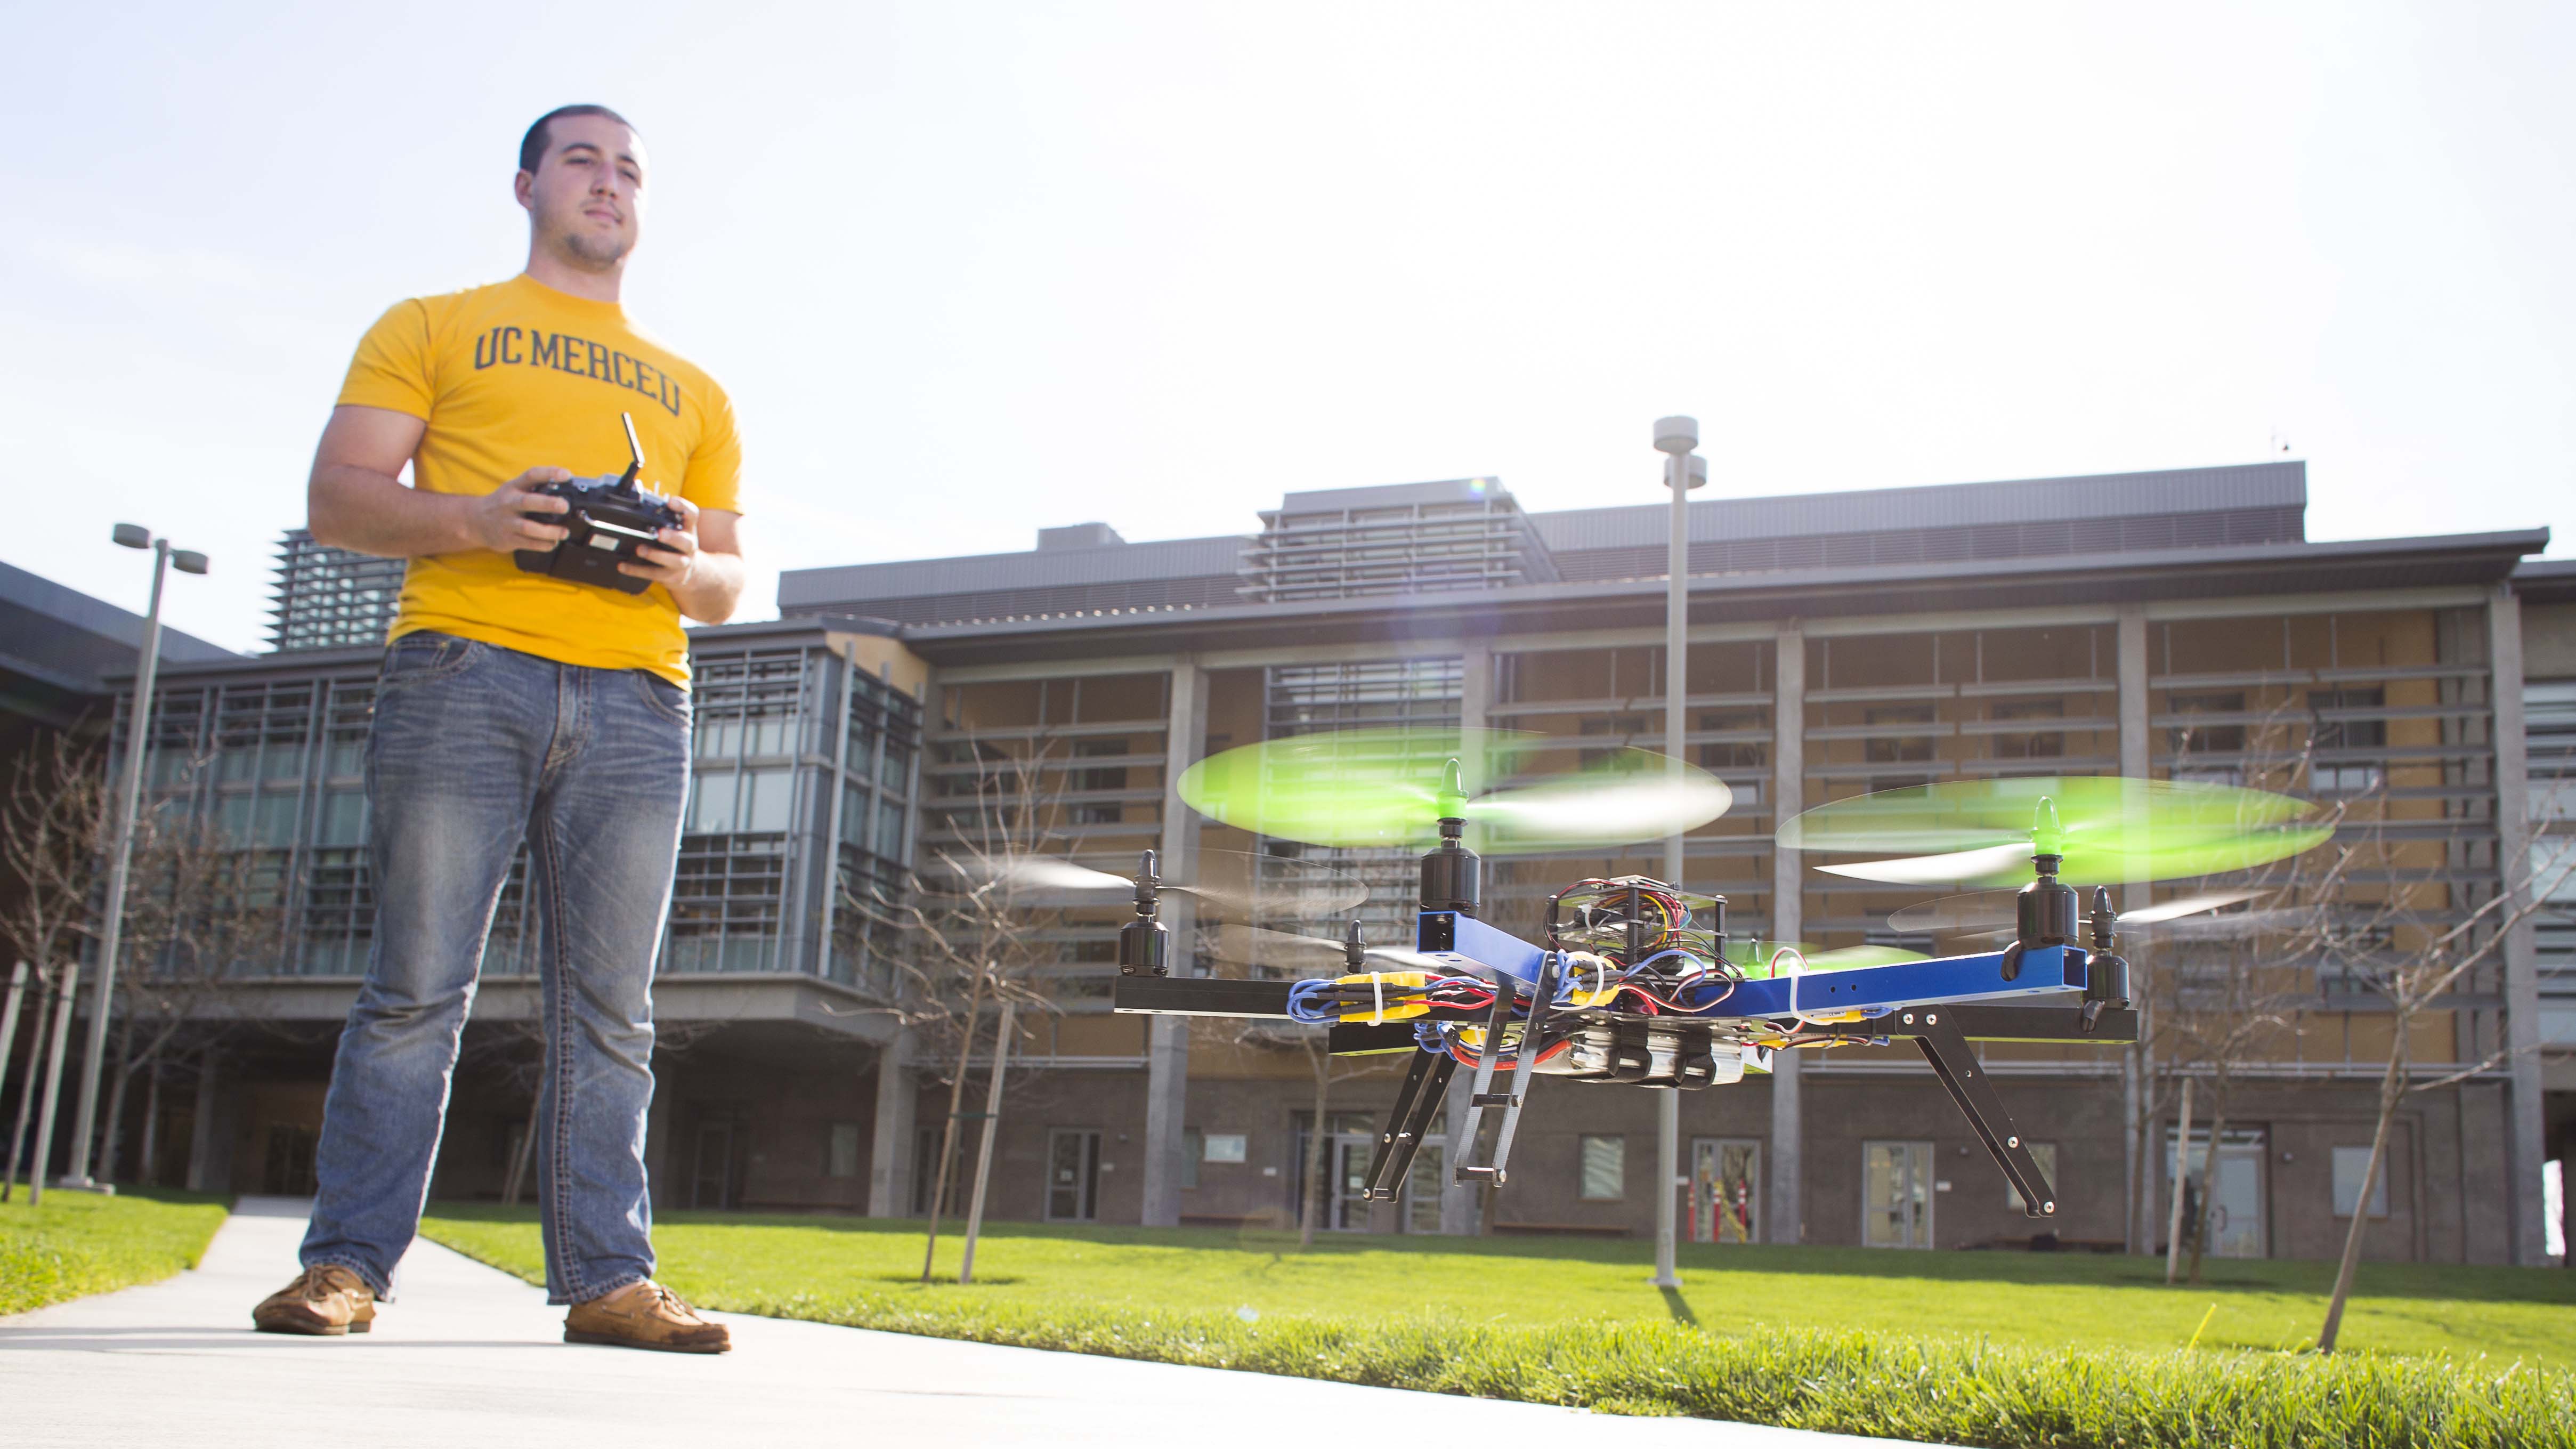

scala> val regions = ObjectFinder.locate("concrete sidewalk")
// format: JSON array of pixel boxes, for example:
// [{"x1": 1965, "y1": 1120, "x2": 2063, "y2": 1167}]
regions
[{"x1": 2, "y1": 1198, "x2": 1910, "y2": 1447}]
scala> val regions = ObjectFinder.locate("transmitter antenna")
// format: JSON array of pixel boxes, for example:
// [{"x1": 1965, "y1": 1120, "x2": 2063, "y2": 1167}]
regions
[{"x1": 615, "y1": 411, "x2": 645, "y2": 493}]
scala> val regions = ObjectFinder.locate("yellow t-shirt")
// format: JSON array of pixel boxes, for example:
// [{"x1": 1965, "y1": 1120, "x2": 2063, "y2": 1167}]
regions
[{"x1": 335, "y1": 273, "x2": 743, "y2": 686}]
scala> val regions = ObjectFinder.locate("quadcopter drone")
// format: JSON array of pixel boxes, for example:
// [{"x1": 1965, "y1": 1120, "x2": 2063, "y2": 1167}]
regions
[{"x1": 1098, "y1": 728, "x2": 2329, "y2": 1222}]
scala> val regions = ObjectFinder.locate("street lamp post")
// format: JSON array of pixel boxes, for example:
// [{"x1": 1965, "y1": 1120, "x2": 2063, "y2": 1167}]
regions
[
  {"x1": 1651, "y1": 416, "x2": 1704, "y2": 1289},
  {"x1": 59, "y1": 524, "x2": 207, "y2": 1193}
]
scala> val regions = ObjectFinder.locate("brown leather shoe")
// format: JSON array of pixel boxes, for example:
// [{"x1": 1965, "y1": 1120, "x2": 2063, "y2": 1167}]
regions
[
  {"x1": 563, "y1": 1281, "x2": 731, "y2": 1354},
  {"x1": 252, "y1": 1265, "x2": 377, "y2": 1336}
]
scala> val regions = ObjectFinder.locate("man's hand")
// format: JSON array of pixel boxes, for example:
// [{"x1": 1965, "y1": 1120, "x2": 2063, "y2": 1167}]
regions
[
  {"x1": 468, "y1": 468, "x2": 577, "y2": 554},
  {"x1": 629, "y1": 502, "x2": 747, "y2": 624},
  {"x1": 621, "y1": 496, "x2": 703, "y2": 593}
]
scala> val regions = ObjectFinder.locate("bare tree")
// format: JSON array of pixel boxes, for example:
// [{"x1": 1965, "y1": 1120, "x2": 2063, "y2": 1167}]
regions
[
  {"x1": 1, "y1": 736, "x2": 112, "y2": 1191},
  {"x1": 91, "y1": 800, "x2": 288, "y2": 1184},
  {"x1": 2304, "y1": 816, "x2": 2570, "y2": 1350},
  {"x1": 2127, "y1": 693, "x2": 2348, "y2": 1280},
  {"x1": 0, "y1": 734, "x2": 110, "y2": 1005},
  {"x1": 844, "y1": 735, "x2": 1071, "y2": 1277},
  {"x1": 1233, "y1": 1017, "x2": 1382, "y2": 1248}
]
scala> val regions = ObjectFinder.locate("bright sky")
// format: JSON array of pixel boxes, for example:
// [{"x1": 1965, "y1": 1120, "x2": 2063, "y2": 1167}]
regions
[{"x1": 5, "y1": 2, "x2": 2570, "y2": 654}]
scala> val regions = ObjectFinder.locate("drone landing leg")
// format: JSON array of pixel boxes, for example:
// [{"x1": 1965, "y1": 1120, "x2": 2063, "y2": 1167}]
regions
[
  {"x1": 1909, "y1": 1014, "x2": 2057, "y2": 1219},
  {"x1": 1361, "y1": 1049, "x2": 1455, "y2": 1202},
  {"x1": 1452, "y1": 953, "x2": 1562, "y2": 1188}
]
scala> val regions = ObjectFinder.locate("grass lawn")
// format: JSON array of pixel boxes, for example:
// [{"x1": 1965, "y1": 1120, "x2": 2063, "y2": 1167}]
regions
[
  {"x1": 0, "y1": 1188, "x2": 230, "y2": 1316},
  {"x1": 422, "y1": 1208, "x2": 2575, "y2": 1444},
  {"x1": 422, "y1": 1208, "x2": 2576, "y2": 1370}
]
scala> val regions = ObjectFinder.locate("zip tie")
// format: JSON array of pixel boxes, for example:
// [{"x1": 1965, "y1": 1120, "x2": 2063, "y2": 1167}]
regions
[{"x1": 1776, "y1": 945, "x2": 1821, "y2": 1027}]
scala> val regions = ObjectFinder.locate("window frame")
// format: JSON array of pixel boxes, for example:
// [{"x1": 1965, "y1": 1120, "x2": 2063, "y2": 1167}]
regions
[{"x1": 1577, "y1": 1134, "x2": 1627, "y2": 1202}]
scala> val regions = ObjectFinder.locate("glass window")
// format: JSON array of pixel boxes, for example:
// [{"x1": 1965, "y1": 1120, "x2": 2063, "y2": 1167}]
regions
[
  {"x1": 327, "y1": 736, "x2": 365, "y2": 779},
  {"x1": 1863, "y1": 1140, "x2": 1935, "y2": 1249},
  {"x1": 255, "y1": 792, "x2": 301, "y2": 847},
  {"x1": 2006, "y1": 1142, "x2": 2060, "y2": 1212},
  {"x1": 1990, "y1": 700, "x2": 2065, "y2": 760},
  {"x1": 844, "y1": 710, "x2": 878, "y2": 778},
  {"x1": 688, "y1": 770, "x2": 738, "y2": 834},
  {"x1": 319, "y1": 790, "x2": 367, "y2": 847},
  {"x1": 2168, "y1": 691, "x2": 2246, "y2": 784},
  {"x1": 216, "y1": 794, "x2": 255, "y2": 844},
  {"x1": 840, "y1": 782, "x2": 872, "y2": 847},
  {"x1": 877, "y1": 800, "x2": 904, "y2": 858},
  {"x1": 696, "y1": 715, "x2": 740, "y2": 761},
  {"x1": 1202, "y1": 1132, "x2": 1248, "y2": 1163},
  {"x1": 827, "y1": 1122, "x2": 863, "y2": 1179},
  {"x1": 2332, "y1": 1145, "x2": 2391, "y2": 1218},
  {"x1": 1181, "y1": 1128, "x2": 1202, "y2": 1191},
  {"x1": 2308, "y1": 687, "x2": 2386, "y2": 794},
  {"x1": 1578, "y1": 1135, "x2": 1625, "y2": 1201},
  {"x1": 742, "y1": 767, "x2": 795, "y2": 832},
  {"x1": 744, "y1": 713, "x2": 792, "y2": 758},
  {"x1": 1864, "y1": 705, "x2": 1935, "y2": 764}
]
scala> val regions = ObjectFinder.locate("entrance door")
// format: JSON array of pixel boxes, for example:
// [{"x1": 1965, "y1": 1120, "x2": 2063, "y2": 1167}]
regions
[
  {"x1": 1046, "y1": 1128, "x2": 1101, "y2": 1220},
  {"x1": 1863, "y1": 1140, "x2": 1935, "y2": 1249},
  {"x1": 2169, "y1": 1128, "x2": 2267, "y2": 1258},
  {"x1": 1400, "y1": 1115, "x2": 1447, "y2": 1233},
  {"x1": 691, "y1": 1121, "x2": 734, "y2": 1209},
  {"x1": 1691, "y1": 1138, "x2": 1761, "y2": 1243},
  {"x1": 1293, "y1": 1112, "x2": 1379, "y2": 1232}
]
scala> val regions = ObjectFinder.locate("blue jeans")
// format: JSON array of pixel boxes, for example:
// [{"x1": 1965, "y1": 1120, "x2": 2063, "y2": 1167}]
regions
[{"x1": 301, "y1": 632, "x2": 690, "y2": 1304}]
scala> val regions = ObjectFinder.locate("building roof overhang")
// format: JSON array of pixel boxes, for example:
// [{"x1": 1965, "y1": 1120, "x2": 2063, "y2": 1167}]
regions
[
  {"x1": 2513, "y1": 557, "x2": 2576, "y2": 605},
  {"x1": 890, "y1": 527, "x2": 2549, "y2": 667}
]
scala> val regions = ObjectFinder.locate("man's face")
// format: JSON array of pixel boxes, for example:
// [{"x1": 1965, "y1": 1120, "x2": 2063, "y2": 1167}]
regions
[{"x1": 516, "y1": 115, "x2": 646, "y2": 271}]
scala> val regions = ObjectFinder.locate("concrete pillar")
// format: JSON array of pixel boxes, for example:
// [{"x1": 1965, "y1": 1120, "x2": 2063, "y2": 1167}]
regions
[
  {"x1": 1441, "y1": 642, "x2": 1495, "y2": 1235},
  {"x1": 2486, "y1": 588, "x2": 2548, "y2": 1267},
  {"x1": 1767, "y1": 625, "x2": 1804, "y2": 1244},
  {"x1": 184, "y1": 1050, "x2": 232, "y2": 1196},
  {"x1": 2116, "y1": 606, "x2": 2151, "y2": 1251},
  {"x1": 1140, "y1": 660, "x2": 1208, "y2": 1228},
  {"x1": 644, "y1": 1057, "x2": 674, "y2": 1210},
  {"x1": 865, "y1": 1029, "x2": 916, "y2": 1217}
]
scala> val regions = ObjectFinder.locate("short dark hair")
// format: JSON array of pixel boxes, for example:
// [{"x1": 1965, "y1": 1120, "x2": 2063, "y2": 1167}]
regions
[{"x1": 518, "y1": 104, "x2": 638, "y2": 174}]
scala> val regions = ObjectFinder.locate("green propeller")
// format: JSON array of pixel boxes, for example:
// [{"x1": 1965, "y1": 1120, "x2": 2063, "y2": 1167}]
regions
[
  {"x1": 1177, "y1": 727, "x2": 1734, "y2": 856},
  {"x1": 1775, "y1": 775, "x2": 2330, "y2": 888}
]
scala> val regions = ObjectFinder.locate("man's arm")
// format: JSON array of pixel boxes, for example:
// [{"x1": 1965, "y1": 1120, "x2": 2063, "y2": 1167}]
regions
[
  {"x1": 620, "y1": 500, "x2": 748, "y2": 624},
  {"x1": 306, "y1": 404, "x2": 574, "y2": 558}
]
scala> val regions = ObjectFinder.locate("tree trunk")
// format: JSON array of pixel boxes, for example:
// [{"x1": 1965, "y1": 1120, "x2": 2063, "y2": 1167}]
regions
[
  {"x1": 3, "y1": 970, "x2": 46, "y2": 1202},
  {"x1": 502, "y1": 1097, "x2": 539, "y2": 1205},
  {"x1": 958, "y1": 999, "x2": 1015, "y2": 1286},
  {"x1": 2127, "y1": 1054, "x2": 2152, "y2": 1256},
  {"x1": 184, "y1": 1049, "x2": 221, "y2": 1193},
  {"x1": 1300, "y1": 1049, "x2": 1328, "y2": 1250},
  {"x1": 2164, "y1": 1074, "x2": 2193, "y2": 1284},
  {"x1": 98, "y1": 1015, "x2": 136, "y2": 1183},
  {"x1": 920, "y1": 968, "x2": 989, "y2": 1283},
  {"x1": 2186, "y1": 1095, "x2": 2228, "y2": 1286},
  {"x1": 2320, "y1": 1035, "x2": 2409, "y2": 1351},
  {"x1": 137, "y1": 1063, "x2": 163, "y2": 1188}
]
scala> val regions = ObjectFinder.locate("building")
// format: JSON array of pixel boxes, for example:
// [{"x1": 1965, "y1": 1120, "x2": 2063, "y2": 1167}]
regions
[{"x1": 5, "y1": 462, "x2": 2570, "y2": 1265}]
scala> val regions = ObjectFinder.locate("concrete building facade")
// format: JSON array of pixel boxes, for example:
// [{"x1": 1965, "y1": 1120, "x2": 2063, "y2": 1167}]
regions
[{"x1": 5, "y1": 462, "x2": 2570, "y2": 1266}]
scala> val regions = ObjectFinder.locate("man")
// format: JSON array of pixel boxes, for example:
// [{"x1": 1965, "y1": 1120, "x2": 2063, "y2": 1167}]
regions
[{"x1": 252, "y1": 105, "x2": 742, "y2": 1354}]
